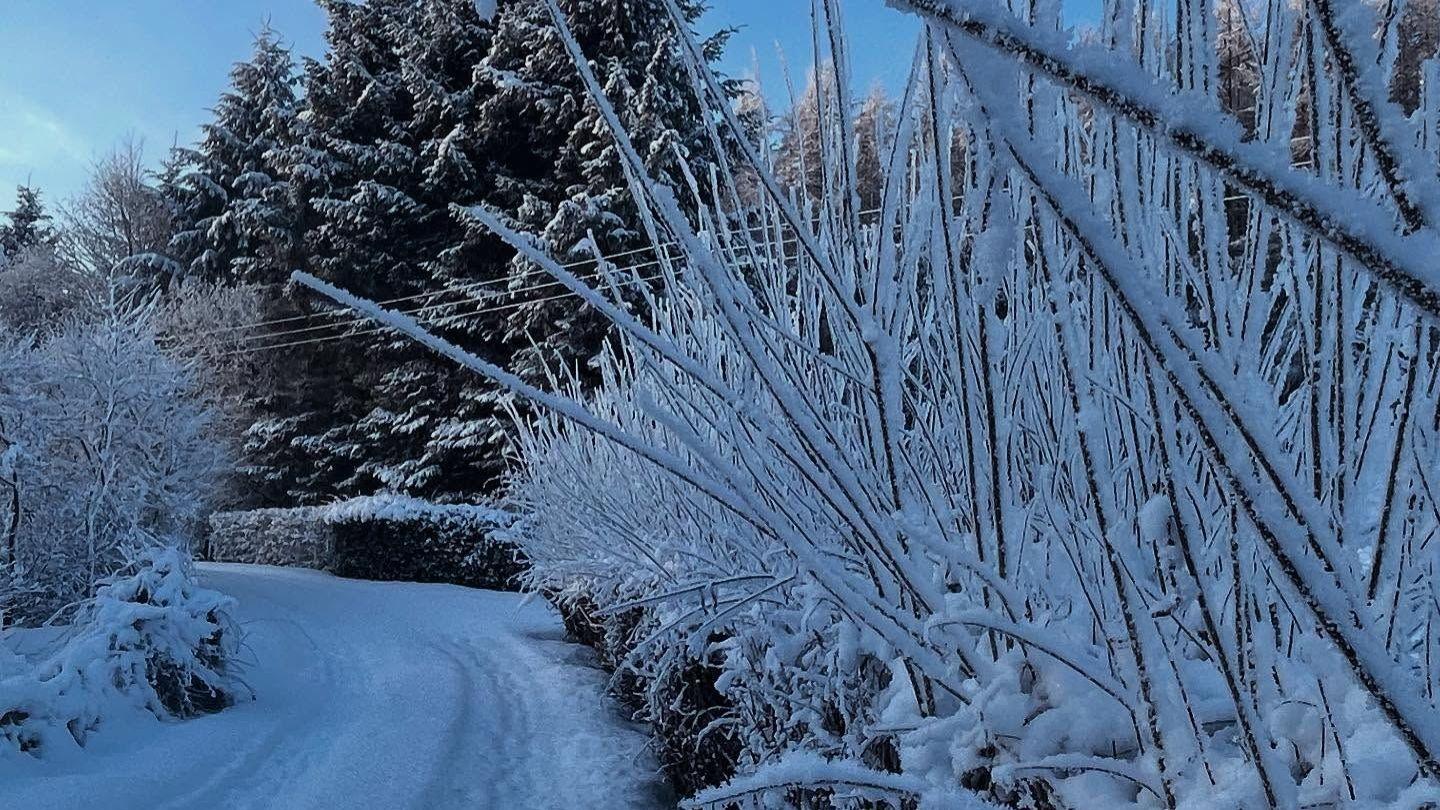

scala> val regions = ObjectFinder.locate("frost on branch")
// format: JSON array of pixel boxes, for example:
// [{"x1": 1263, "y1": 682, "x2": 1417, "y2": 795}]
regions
[{"x1": 298, "y1": 0, "x2": 1440, "y2": 806}]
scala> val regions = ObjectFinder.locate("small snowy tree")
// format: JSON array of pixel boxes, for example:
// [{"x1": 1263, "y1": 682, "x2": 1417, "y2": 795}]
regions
[
  {"x1": 0, "y1": 307, "x2": 227, "y2": 622},
  {"x1": 0, "y1": 185, "x2": 58, "y2": 262},
  {"x1": 0, "y1": 545, "x2": 245, "y2": 757}
]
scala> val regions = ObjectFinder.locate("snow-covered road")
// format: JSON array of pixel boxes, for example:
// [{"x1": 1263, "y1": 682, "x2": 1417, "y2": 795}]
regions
[{"x1": 2, "y1": 564, "x2": 670, "y2": 809}]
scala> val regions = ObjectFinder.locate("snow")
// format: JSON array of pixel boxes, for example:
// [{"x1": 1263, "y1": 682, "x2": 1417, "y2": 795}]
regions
[
  {"x1": 56, "y1": 0, "x2": 1440, "y2": 805},
  {"x1": 318, "y1": 493, "x2": 509, "y2": 530},
  {"x1": 0, "y1": 564, "x2": 669, "y2": 810},
  {"x1": 1137, "y1": 495, "x2": 1171, "y2": 545},
  {"x1": 683, "y1": 750, "x2": 949, "y2": 809}
]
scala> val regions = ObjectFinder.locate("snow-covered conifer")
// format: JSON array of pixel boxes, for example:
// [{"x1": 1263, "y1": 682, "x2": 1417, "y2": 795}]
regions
[
  {"x1": 170, "y1": 27, "x2": 302, "y2": 285},
  {"x1": 0, "y1": 186, "x2": 57, "y2": 263}
]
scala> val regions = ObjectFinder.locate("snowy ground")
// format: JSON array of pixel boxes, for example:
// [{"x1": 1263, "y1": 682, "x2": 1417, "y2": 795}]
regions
[{"x1": 1, "y1": 564, "x2": 671, "y2": 809}]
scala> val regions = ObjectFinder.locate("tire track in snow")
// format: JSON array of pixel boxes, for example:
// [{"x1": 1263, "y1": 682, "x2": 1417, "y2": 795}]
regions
[
  {"x1": 0, "y1": 564, "x2": 668, "y2": 809},
  {"x1": 150, "y1": 595, "x2": 343, "y2": 810},
  {"x1": 415, "y1": 641, "x2": 481, "y2": 808}
]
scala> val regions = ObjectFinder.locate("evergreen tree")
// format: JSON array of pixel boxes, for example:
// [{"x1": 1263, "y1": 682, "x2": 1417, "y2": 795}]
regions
[
  {"x1": 461, "y1": 0, "x2": 722, "y2": 463},
  {"x1": 174, "y1": 0, "x2": 727, "y2": 507},
  {"x1": 246, "y1": 0, "x2": 504, "y2": 503},
  {"x1": 157, "y1": 28, "x2": 316, "y2": 505},
  {"x1": 0, "y1": 186, "x2": 57, "y2": 263},
  {"x1": 294, "y1": 0, "x2": 725, "y2": 503},
  {"x1": 0, "y1": 186, "x2": 87, "y2": 334},
  {"x1": 170, "y1": 26, "x2": 303, "y2": 284}
]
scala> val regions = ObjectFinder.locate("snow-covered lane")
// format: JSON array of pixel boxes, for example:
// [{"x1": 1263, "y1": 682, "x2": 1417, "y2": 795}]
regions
[{"x1": 1, "y1": 564, "x2": 670, "y2": 809}]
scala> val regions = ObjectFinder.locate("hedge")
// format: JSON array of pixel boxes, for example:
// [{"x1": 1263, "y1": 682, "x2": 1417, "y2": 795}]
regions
[
  {"x1": 207, "y1": 495, "x2": 524, "y2": 591},
  {"x1": 320, "y1": 496, "x2": 525, "y2": 591}
]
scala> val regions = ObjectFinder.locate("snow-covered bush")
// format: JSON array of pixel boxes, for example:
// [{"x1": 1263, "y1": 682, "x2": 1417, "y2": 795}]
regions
[
  {"x1": 303, "y1": 0, "x2": 1440, "y2": 807},
  {"x1": 0, "y1": 545, "x2": 244, "y2": 758},
  {"x1": 152, "y1": 280, "x2": 280, "y2": 469},
  {"x1": 62, "y1": 545, "x2": 242, "y2": 719},
  {"x1": 322, "y1": 495, "x2": 522, "y2": 590},
  {"x1": 0, "y1": 309, "x2": 226, "y2": 623},
  {"x1": 207, "y1": 506, "x2": 332, "y2": 569},
  {"x1": 207, "y1": 495, "x2": 522, "y2": 589}
]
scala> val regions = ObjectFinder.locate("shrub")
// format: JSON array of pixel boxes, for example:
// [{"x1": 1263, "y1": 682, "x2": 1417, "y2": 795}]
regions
[
  {"x1": 303, "y1": 1, "x2": 1440, "y2": 804},
  {"x1": 0, "y1": 545, "x2": 244, "y2": 758},
  {"x1": 321, "y1": 495, "x2": 524, "y2": 590},
  {"x1": 205, "y1": 495, "x2": 524, "y2": 590},
  {"x1": 548, "y1": 593, "x2": 742, "y2": 797},
  {"x1": 0, "y1": 313, "x2": 226, "y2": 623},
  {"x1": 206, "y1": 507, "x2": 332, "y2": 569},
  {"x1": 76, "y1": 545, "x2": 243, "y2": 719}
]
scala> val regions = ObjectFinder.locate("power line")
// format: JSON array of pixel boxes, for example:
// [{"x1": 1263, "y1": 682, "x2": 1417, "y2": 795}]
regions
[
  {"x1": 205, "y1": 198, "x2": 909, "y2": 337},
  {"x1": 214, "y1": 270, "x2": 670, "y2": 357},
  {"x1": 214, "y1": 227, "x2": 807, "y2": 356},
  {"x1": 230, "y1": 232, "x2": 807, "y2": 347},
  {"x1": 229, "y1": 250, "x2": 678, "y2": 345},
  {"x1": 210, "y1": 225, "x2": 818, "y2": 356},
  {"x1": 208, "y1": 224, "x2": 731, "y2": 336},
  {"x1": 184, "y1": 192, "x2": 964, "y2": 357},
  {"x1": 186, "y1": 228, "x2": 809, "y2": 355},
  {"x1": 204, "y1": 241, "x2": 674, "y2": 335}
]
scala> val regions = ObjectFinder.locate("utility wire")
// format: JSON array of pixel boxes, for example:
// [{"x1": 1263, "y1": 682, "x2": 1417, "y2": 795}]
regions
[
  {"x1": 230, "y1": 249, "x2": 682, "y2": 345},
  {"x1": 184, "y1": 192, "x2": 961, "y2": 356},
  {"x1": 195, "y1": 230, "x2": 807, "y2": 353},
  {"x1": 203, "y1": 198, "x2": 909, "y2": 337},
  {"x1": 214, "y1": 269, "x2": 671, "y2": 357},
  {"x1": 209, "y1": 223, "x2": 746, "y2": 335}
]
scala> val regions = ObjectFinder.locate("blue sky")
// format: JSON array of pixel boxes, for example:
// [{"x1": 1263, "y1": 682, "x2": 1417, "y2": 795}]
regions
[{"x1": 0, "y1": 1, "x2": 1101, "y2": 206}]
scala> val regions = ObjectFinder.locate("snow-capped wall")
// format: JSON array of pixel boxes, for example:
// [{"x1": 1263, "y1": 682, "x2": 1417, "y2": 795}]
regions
[
  {"x1": 318, "y1": 494, "x2": 509, "y2": 531},
  {"x1": 322, "y1": 495, "x2": 522, "y2": 591}
]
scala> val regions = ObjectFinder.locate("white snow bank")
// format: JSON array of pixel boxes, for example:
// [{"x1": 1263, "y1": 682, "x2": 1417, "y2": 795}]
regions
[{"x1": 0, "y1": 563, "x2": 669, "y2": 809}]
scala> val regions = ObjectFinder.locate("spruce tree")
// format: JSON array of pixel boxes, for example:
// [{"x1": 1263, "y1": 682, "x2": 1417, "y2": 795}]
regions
[
  {"x1": 0, "y1": 186, "x2": 57, "y2": 263},
  {"x1": 252, "y1": 0, "x2": 504, "y2": 502},
  {"x1": 171, "y1": 26, "x2": 303, "y2": 285},
  {"x1": 290, "y1": 0, "x2": 723, "y2": 503},
  {"x1": 174, "y1": 0, "x2": 727, "y2": 507},
  {"x1": 160, "y1": 27, "x2": 318, "y2": 504},
  {"x1": 463, "y1": 0, "x2": 721, "y2": 454}
]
